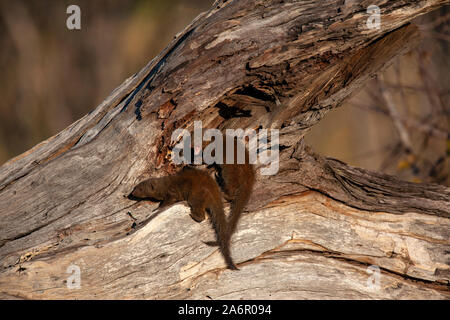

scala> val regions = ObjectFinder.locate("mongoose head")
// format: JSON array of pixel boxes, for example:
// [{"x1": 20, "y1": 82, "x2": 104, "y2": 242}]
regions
[{"x1": 130, "y1": 178, "x2": 164, "y2": 201}]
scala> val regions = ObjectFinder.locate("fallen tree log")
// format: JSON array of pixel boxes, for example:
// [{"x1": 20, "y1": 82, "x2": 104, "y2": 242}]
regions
[{"x1": 0, "y1": 0, "x2": 449, "y2": 299}]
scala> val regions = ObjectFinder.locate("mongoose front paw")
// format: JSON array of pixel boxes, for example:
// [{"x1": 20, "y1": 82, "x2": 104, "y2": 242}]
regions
[
  {"x1": 190, "y1": 213, "x2": 205, "y2": 222},
  {"x1": 203, "y1": 240, "x2": 218, "y2": 246}
]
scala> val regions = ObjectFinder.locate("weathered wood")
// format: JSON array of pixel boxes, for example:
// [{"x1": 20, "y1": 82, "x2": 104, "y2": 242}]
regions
[
  {"x1": 1, "y1": 192, "x2": 449, "y2": 299},
  {"x1": 0, "y1": 0, "x2": 449, "y2": 299}
]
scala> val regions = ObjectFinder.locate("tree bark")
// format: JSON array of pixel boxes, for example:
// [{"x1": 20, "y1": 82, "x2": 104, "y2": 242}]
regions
[{"x1": 0, "y1": 0, "x2": 449, "y2": 299}]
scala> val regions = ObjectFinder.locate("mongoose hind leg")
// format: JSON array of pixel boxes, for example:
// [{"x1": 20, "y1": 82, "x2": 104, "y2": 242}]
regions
[{"x1": 188, "y1": 198, "x2": 207, "y2": 222}]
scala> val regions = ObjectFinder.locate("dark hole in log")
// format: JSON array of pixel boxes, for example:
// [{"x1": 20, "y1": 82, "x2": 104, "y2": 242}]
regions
[
  {"x1": 235, "y1": 85, "x2": 275, "y2": 102},
  {"x1": 215, "y1": 102, "x2": 252, "y2": 119}
]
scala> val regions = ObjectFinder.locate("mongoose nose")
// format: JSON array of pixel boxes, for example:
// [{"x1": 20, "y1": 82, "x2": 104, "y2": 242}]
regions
[{"x1": 127, "y1": 193, "x2": 140, "y2": 201}]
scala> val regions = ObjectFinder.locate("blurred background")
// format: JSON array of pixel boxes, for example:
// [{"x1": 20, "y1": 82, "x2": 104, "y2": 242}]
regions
[{"x1": 0, "y1": 1, "x2": 448, "y2": 185}]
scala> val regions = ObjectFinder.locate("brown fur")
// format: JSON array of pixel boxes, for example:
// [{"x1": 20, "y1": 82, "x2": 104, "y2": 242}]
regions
[
  {"x1": 202, "y1": 136, "x2": 256, "y2": 256},
  {"x1": 130, "y1": 166, "x2": 238, "y2": 270}
]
